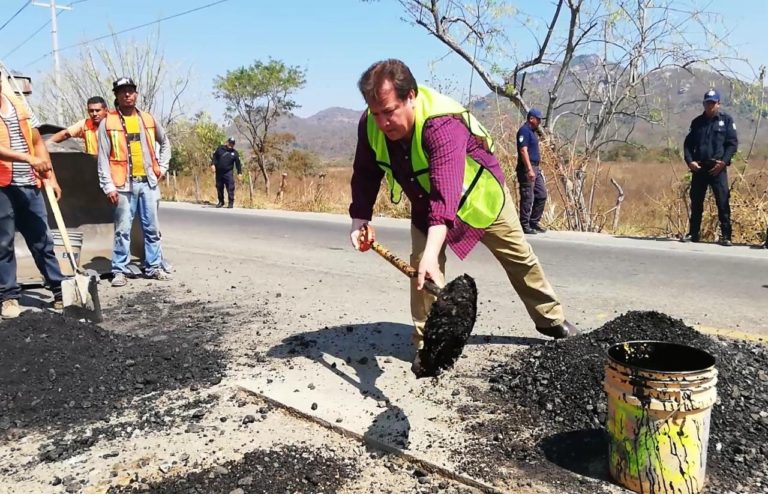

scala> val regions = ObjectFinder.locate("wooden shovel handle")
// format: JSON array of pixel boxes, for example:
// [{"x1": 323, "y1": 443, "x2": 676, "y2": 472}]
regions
[
  {"x1": 368, "y1": 240, "x2": 442, "y2": 297},
  {"x1": 43, "y1": 180, "x2": 79, "y2": 273}
]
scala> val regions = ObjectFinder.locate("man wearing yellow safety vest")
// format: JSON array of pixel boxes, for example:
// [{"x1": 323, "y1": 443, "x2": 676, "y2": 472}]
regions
[
  {"x1": 97, "y1": 77, "x2": 171, "y2": 287},
  {"x1": 0, "y1": 71, "x2": 65, "y2": 318},
  {"x1": 47, "y1": 96, "x2": 108, "y2": 155},
  {"x1": 349, "y1": 60, "x2": 579, "y2": 367}
]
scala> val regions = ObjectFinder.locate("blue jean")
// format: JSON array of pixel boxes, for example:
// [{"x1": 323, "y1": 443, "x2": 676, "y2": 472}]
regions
[
  {"x1": 112, "y1": 182, "x2": 162, "y2": 274},
  {"x1": 0, "y1": 186, "x2": 64, "y2": 300}
]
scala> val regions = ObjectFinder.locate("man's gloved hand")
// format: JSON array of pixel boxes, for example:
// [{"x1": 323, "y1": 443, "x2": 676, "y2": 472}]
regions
[{"x1": 349, "y1": 218, "x2": 369, "y2": 251}]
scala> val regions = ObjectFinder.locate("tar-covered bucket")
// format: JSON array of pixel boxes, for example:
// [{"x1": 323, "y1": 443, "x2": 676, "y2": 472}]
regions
[{"x1": 604, "y1": 341, "x2": 717, "y2": 494}]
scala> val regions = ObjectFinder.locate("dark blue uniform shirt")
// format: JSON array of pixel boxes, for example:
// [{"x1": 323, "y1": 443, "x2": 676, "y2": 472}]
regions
[
  {"x1": 516, "y1": 122, "x2": 540, "y2": 171},
  {"x1": 683, "y1": 112, "x2": 738, "y2": 165},
  {"x1": 211, "y1": 145, "x2": 242, "y2": 174}
]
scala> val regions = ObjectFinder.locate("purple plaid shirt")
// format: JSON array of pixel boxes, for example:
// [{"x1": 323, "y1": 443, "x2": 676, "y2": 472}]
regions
[{"x1": 349, "y1": 113, "x2": 506, "y2": 259}]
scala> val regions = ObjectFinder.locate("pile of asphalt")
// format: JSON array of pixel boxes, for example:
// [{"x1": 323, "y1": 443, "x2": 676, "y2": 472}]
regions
[
  {"x1": 457, "y1": 311, "x2": 767, "y2": 494},
  {"x1": 108, "y1": 445, "x2": 357, "y2": 493},
  {"x1": 0, "y1": 311, "x2": 226, "y2": 438},
  {"x1": 417, "y1": 274, "x2": 478, "y2": 378}
]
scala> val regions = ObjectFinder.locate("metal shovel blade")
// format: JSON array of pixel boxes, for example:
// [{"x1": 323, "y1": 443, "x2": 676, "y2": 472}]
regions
[
  {"x1": 414, "y1": 274, "x2": 478, "y2": 378},
  {"x1": 61, "y1": 271, "x2": 103, "y2": 322}
]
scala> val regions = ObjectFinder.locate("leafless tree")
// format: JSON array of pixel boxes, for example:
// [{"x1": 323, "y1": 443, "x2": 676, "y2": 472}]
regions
[
  {"x1": 394, "y1": 0, "x2": 740, "y2": 231},
  {"x1": 33, "y1": 29, "x2": 190, "y2": 129}
]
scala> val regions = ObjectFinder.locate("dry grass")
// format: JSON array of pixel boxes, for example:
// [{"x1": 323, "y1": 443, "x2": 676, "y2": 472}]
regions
[{"x1": 162, "y1": 161, "x2": 768, "y2": 244}]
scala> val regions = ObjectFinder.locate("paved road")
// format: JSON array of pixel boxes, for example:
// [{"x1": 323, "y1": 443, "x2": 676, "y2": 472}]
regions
[{"x1": 160, "y1": 202, "x2": 768, "y2": 338}]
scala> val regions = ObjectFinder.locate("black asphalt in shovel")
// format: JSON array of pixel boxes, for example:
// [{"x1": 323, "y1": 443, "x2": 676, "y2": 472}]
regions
[{"x1": 358, "y1": 225, "x2": 477, "y2": 378}]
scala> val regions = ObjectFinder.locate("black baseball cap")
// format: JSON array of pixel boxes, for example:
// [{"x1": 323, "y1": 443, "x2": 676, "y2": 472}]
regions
[
  {"x1": 112, "y1": 77, "x2": 137, "y2": 93},
  {"x1": 227, "y1": 137, "x2": 235, "y2": 144}
]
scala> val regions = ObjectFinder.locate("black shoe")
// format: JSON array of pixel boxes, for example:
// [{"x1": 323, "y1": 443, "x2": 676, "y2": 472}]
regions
[
  {"x1": 216, "y1": 202, "x2": 224, "y2": 208},
  {"x1": 227, "y1": 203, "x2": 234, "y2": 209},
  {"x1": 531, "y1": 224, "x2": 547, "y2": 233},
  {"x1": 680, "y1": 233, "x2": 699, "y2": 243},
  {"x1": 523, "y1": 227, "x2": 538, "y2": 235},
  {"x1": 536, "y1": 320, "x2": 580, "y2": 339},
  {"x1": 718, "y1": 238, "x2": 732, "y2": 247}
]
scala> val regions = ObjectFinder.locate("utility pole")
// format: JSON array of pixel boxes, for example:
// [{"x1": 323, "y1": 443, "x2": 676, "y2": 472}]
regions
[{"x1": 33, "y1": 0, "x2": 72, "y2": 125}]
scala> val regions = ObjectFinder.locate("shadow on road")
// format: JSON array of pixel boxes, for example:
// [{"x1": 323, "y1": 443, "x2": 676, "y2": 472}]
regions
[
  {"x1": 267, "y1": 322, "x2": 414, "y2": 448},
  {"x1": 615, "y1": 235, "x2": 678, "y2": 243},
  {"x1": 468, "y1": 334, "x2": 546, "y2": 346},
  {"x1": 266, "y1": 323, "x2": 547, "y2": 452},
  {"x1": 538, "y1": 428, "x2": 612, "y2": 482}
]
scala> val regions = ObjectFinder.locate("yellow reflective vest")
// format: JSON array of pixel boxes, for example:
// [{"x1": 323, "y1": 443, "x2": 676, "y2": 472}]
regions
[{"x1": 366, "y1": 85, "x2": 504, "y2": 229}]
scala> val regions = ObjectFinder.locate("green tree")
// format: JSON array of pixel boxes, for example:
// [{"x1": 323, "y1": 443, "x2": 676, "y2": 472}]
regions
[
  {"x1": 169, "y1": 112, "x2": 225, "y2": 201},
  {"x1": 214, "y1": 59, "x2": 306, "y2": 195}
]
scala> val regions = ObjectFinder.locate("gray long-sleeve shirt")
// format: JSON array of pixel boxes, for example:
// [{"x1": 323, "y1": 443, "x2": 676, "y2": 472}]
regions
[{"x1": 97, "y1": 110, "x2": 171, "y2": 194}]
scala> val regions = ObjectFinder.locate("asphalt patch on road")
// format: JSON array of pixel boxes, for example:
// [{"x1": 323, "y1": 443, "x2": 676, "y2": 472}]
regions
[
  {"x1": 0, "y1": 310, "x2": 226, "y2": 440},
  {"x1": 108, "y1": 444, "x2": 357, "y2": 493},
  {"x1": 417, "y1": 274, "x2": 477, "y2": 378},
  {"x1": 457, "y1": 311, "x2": 768, "y2": 494},
  {"x1": 37, "y1": 395, "x2": 219, "y2": 463}
]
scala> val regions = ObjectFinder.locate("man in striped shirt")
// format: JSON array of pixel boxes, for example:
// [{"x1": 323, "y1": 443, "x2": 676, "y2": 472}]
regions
[
  {"x1": 349, "y1": 60, "x2": 578, "y2": 360},
  {"x1": 0, "y1": 74, "x2": 65, "y2": 318}
]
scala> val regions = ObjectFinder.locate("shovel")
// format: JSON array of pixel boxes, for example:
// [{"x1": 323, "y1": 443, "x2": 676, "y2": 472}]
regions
[
  {"x1": 43, "y1": 180, "x2": 103, "y2": 322},
  {"x1": 358, "y1": 225, "x2": 477, "y2": 378}
]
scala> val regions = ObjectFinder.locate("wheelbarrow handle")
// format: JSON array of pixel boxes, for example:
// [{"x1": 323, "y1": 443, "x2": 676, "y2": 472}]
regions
[{"x1": 359, "y1": 225, "x2": 442, "y2": 296}]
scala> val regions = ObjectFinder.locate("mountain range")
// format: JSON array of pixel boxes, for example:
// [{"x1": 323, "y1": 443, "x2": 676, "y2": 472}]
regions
[{"x1": 270, "y1": 58, "x2": 767, "y2": 162}]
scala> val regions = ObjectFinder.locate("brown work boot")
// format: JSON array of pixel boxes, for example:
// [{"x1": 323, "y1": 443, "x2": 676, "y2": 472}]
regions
[
  {"x1": 1, "y1": 299, "x2": 21, "y2": 319},
  {"x1": 536, "y1": 320, "x2": 580, "y2": 339}
]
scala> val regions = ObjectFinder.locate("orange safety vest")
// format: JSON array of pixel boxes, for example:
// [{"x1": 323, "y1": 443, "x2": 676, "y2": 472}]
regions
[
  {"x1": 83, "y1": 118, "x2": 98, "y2": 155},
  {"x1": 0, "y1": 92, "x2": 41, "y2": 188},
  {"x1": 104, "y1": 110, "x2": 160, "y2": 187}
]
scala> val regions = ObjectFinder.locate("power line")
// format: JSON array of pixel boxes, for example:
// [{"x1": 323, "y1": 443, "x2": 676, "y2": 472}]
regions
[
  {"x1": 0, "y1": 1, "x2": 31, "y2": 33},
  {"x1": 2, "y1": 19, "x2": 51, "y2": 59},
  {"x1": 23, "y1": 0, "x2": 230, "y2": 68}
]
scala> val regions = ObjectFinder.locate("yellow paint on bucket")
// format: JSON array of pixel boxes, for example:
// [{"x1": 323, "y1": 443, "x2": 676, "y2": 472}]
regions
[{"x1": 604, "y1": 341, "x2": 717, "y2": 494}]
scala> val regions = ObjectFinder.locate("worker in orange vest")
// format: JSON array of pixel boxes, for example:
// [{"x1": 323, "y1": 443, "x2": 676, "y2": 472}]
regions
[
  {"x1": 97, "y1": 77, "x2": 172, "y2": 287},
  {"x1": 47, "y1": 96, "x2": 108, "y2": 155},
  {"x1": 0, "y1": 72, "x2": 65, "y2": 318}
]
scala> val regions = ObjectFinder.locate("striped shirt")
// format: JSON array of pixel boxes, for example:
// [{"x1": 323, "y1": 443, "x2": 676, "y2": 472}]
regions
[
  {"x1": 0, "y1": 94, "x2": 41, "y2": 187},
  {"x1": 350, "y1": 114, "x2": 506, "y2": 260}
]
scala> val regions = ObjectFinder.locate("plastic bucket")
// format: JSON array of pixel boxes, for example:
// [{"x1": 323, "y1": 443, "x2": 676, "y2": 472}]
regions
[
  {"x1": 52, "y1": 230, "x2": 84, "y2": 276},
  {"x1": 604, "y1": 341, "x2": 717, "y2": 494}
]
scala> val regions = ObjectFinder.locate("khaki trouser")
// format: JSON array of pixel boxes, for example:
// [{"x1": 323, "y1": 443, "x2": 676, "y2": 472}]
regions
[{"x1": 410, "y1": 191, "x2": 564, "y2": 347}]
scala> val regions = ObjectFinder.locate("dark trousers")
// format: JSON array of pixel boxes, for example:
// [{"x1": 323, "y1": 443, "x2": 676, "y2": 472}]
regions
[
  {"x1": 517, "y1": 165, "x2": 548, "y2": 229},
  {"x1": 215, "y1": 171, "x2": 235, "y2": 205},
  {"x1": 689, "y1": 168, "x2": 731, "y2": 240},
  {"x1": 0, "y1": 186, "x2": 64, "y2": 300}
]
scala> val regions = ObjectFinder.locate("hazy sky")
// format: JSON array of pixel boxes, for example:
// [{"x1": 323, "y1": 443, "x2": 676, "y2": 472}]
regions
[{"x1": 2, "y1": 0, "x2": 767, "y2": 119}]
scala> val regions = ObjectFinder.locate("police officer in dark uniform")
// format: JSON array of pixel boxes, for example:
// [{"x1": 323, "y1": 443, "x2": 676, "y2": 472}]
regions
[
  {"x1": 516, "y1": 108, "x2": 548, "y2": 234},
  {"x1": 682, "y1": 89, "x2": 738, "y2": 246},
  {"x1": 210, "y1": 137, "x2": 242, "y2": 208}
]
